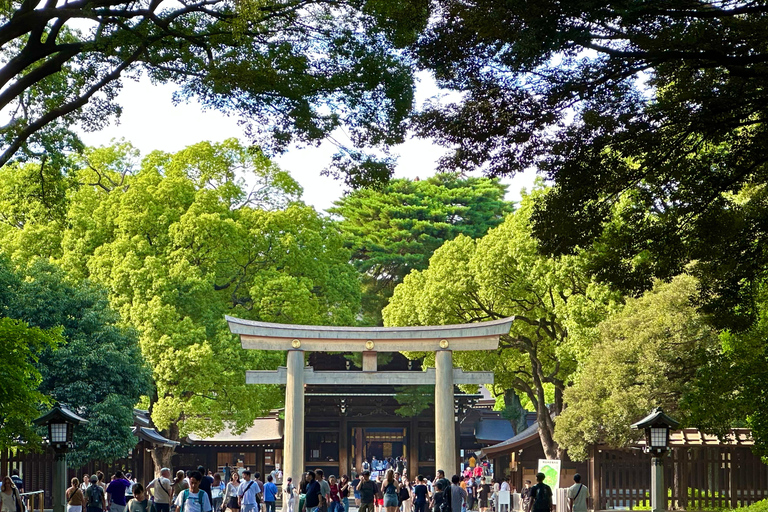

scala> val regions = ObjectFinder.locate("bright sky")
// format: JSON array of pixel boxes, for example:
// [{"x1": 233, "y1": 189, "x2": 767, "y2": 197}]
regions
[{"x1": 80, "y1": 73, "x2": 537, "y2": 212}]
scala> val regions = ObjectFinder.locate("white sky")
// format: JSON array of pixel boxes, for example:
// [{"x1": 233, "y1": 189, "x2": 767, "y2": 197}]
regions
[{"x1": 80, "y1": 73, "x2": 537, "y2": 212}]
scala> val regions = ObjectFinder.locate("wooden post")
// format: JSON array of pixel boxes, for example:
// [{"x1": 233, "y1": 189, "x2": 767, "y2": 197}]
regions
[
  {"x1": 409, "y1": 417, "x2": 419, "y2": 479},
  {"x1": 589, "y1": 447, "x2": 600, "y2": 512},
  {"x1": 339, "y1": 416, "x2": 349, "y2": 477}
]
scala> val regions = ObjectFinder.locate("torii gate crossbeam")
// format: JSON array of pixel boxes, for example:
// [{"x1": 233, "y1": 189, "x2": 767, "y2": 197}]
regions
[{"x1": 226, "y1": 315, "x2": 514, "y2": 482}]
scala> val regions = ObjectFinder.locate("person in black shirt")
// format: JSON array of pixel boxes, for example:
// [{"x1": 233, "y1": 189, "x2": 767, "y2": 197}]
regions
[
  {"x1": 412, "y1": 476, "x2": 428, "y2": 512},
  {"x1": 526, "y1": 474, "x2": 552, "y2": 512},
  {"x1": 198, "y1": 467, "x2": 214, "y2": 507}
]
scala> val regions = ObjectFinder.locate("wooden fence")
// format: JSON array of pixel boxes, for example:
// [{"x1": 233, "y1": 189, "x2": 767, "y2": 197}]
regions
[
  {"x1": 1, "y1": 448, "x2": 143, "y2": 509},
  {"x1": 597, "y1": 447, "x2": 768, "y2": 510}
]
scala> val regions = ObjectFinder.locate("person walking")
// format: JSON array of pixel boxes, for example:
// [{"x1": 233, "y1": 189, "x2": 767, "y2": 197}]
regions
[
  {"x1": 174, "y1": 472, "x2": 212, "y2": 512},
  {"x1": 412, "y1": 477, "x2": 427, "y2": 512},
  {"x1": 106, "y1": 472, "x2": 132, "y2": 512},
  {"x1": 148, "y1": 468, "x2": 174, "y2": 512},
  {"x1": 253, "y1": 474, "x2": 265, "y2": 512},
  {"x1": 399, "y1": 478, "x2": 412, "y2": 512},
  {"x1": 85, "y1": 476, "x2": 107, "y2": 512},
  {"x1": 338, "y1": 476, "x2": 350, "y2": 512},
  {"x1": 282, "y1": 478, "x2": 295, "y2": 512},
  {"x1": 67, "y1": 478, "x2": 86, "y2": 512},
  {"x1": 314, "y1": 471, "x2": 329, "y2": 512},
  {"x1": 174, "y1": 473, "x2": 190, "y2": 499},
  {"x1": 429, "y1": 482, "x2": 447, "y2": 512},
  {"x1": 478, "y1": 478, "x2": 490, "y2": 512},
  {"x1": 128, "y1": 484, "x2": 150, "y2": 512},
  {"x1": 449, "y1": 477, "x2": 466, "y2": 512},
  {"x1": 211, "y1": 474, "x2": 225, "y2": 512},
  {"x1": 520, "y1": 482, "x2": 531, "y2": 512},
  {"x1": 237, "y1": 471, "x2": 261, "y2": 512},
  {"x1": 224, "y1": 472, "x2": 241, "y2": 512},
  {"x1": 327, "y1": 477, "x2": 340, "y2": 512},
  {"x1": 525, "y1": 474, "x2": 552, "y2": 512},
  {"x1": 356, "y1": 472, "x2": 376, "y2": 512},
  {"x1": 303, "y1": 472, "x2": 322, "y2": 512},
  {"x1": 198, "y1": 468, "x2": 214, "y2": 509},
  {"x1": 566, "y1": 475, "x2": 589, "y2": 512},
  {"x1": 350, "y1": 475, "x2": 361, "y2": 510},
  {"x1": 263, "y1": 476, "x2": 278, "y2": 512},
  {"x1": 1, "y1": 476, "x2": 23, "y2": 512},
  {"x1": 381, "y1": 470, "x2": 399, "y2": 512}
]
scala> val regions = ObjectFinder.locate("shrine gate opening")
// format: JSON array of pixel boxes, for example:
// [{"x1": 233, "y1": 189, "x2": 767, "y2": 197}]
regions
[{"x1": 226, "y1": 315, "x2": 514, "y2": 482}]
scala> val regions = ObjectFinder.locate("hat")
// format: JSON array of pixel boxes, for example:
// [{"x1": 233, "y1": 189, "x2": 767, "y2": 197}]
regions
[{"x1": 90, "y1": 475, "x2": 98, "y2": 483}]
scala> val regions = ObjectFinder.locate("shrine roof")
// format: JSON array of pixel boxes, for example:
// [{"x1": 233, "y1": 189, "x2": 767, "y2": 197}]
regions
[{"x1": 226, "y1": 315, "x2": 515, "y2": 352}]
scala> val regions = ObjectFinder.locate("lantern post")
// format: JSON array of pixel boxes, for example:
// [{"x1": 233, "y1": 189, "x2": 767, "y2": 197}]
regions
[
  {"x1": 33, "y1": 405, "x2": 89, "y2": 512},
  {"x1": 631, "y1": 408, "x2": 680, "y2": 512}
]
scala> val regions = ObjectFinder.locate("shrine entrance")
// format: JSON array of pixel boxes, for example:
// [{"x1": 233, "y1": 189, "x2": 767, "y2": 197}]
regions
[{"x1": 226, "y1": 315, "x2": 513, "y2": 483}]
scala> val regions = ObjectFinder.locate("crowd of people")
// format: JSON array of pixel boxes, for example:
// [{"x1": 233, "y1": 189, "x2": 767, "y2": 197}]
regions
[{"x1": 0, "y1": 464, "x2": 589, "y2": 512}]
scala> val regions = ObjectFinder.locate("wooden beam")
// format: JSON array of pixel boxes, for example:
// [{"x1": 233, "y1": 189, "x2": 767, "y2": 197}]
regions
[
  {"x1": 246, "y1": 367, "x2": 495, "y2": 386},
  {"x1": 228, "y1": 315, "x2": 514, "y2": 352}
]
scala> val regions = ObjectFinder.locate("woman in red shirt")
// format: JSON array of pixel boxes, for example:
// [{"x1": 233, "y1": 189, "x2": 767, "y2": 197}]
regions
[{"x1": 328, "y1": 477, "x2": 342, "y2": 512}]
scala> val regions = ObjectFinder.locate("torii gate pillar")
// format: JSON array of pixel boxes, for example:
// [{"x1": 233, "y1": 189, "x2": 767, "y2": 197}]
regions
[
  {"x1": 434, "y1": 349, "x2": 455, "y2": 474},
  {"x1": 284, "y1": 349, "x2": 304, "y2": 487}
]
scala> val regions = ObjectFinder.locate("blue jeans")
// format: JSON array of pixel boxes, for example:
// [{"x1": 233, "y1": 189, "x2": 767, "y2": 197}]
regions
[
  {"x1": 342, "y1": 498, "x2": 349, "y2": 512},
  {"x1": 265, "y1": 502, "x2": 275, "y2": 512},
  {"x1": 328, "y1": 502, "x2": 341, "y2": 512}
]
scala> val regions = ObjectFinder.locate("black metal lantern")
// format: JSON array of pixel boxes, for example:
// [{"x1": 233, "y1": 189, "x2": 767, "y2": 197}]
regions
[
  {"x1": 33, "y1": 404, "x2": 88, "y2": 452},
  {"x1": 630, "y1": 407, "x2": 680, "y2": 455}
]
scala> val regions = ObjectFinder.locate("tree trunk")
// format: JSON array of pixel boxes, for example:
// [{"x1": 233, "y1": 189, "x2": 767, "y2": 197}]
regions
[
  {"x1": 504, "y1": 389, "x2": 529, "y2": 435},
  {"x1": 536, "y1": 406, "x2": 561, "y2": 460},
  {"x1": 151, "y1": 445, "x2": 175, "y2": 476}
]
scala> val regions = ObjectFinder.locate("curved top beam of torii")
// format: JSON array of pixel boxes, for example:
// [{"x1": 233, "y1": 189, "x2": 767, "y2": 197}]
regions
[{"x1": 226, "y1": 315, "x2": 514, "y2": 352}]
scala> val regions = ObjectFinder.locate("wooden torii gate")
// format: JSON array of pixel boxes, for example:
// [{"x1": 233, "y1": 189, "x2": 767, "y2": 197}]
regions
[{"x1": 226, "y1": 315, "x2": 514, "y2": 482}]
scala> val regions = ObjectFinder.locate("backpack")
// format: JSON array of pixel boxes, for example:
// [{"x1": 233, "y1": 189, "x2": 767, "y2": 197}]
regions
[
  {"x1": 532, "y1": 484, "x2": 552, "y2": 512},
  {"x1": 87, "y1": 485, "x2": 104, "y2": 508},
  {"x1": 438, "y1": 490, "x2": 450, "y2": 512},
  {"x1": 180, "y1": 490, "x2": 206, "y2": 512}
]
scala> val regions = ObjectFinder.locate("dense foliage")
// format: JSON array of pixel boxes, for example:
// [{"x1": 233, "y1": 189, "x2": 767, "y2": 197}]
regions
[
  {"x1": 555, "y1": 275, "x2": 719, "y2": 460},
  {"x1": 330, "y1": 174, "x2": 511, "y2": 324},
  {"x1": 383, "y1": 190, "x2": 618, "y2": 458},
  {"x1": 412, "y1": 0, "x2": 768, "y2": 331},
  {"x1": 0, "y1": 139, "x2": 361, "y2": 466},
  {"x1": 0, "y1": 260, "x2": 60, "y2": 451},
  {"x1": 0, "y1": 0, "x2": 429, "y2": 184},
  {"x1": 0, "y1": 258, "x2": 151, "y2": 465}
]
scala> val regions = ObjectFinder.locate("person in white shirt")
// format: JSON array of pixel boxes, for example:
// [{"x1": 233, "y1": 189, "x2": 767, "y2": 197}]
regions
[
  {"x1": 174, "y1": 472, "x2": 212, "y2": 512},
  {"x1": 238, "y1": 471, "x2": 261, "y2": 512},
  {"x1": 567, "y1": 475, "x2": 589, "y2": 512},
  {"x1": 149, "y1": 468, "x2": 174, "y2": 512}
]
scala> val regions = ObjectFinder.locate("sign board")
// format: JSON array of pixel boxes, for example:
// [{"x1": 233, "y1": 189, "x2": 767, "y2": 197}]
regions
[{"x1": 537, "y1": 459, "x2": 562, "y2": 503}]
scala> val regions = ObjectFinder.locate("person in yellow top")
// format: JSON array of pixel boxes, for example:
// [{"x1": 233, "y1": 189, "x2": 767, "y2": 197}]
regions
[{"x1": 468, "y1": 457, "x2": 476, "y2": 469}]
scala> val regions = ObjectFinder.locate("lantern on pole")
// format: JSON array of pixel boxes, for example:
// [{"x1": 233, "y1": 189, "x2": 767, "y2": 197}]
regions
[
  {"x1": 631, "y1": 408, "x2": 680, "y2": 512},
  {"x1": 33, "y1": 404, "x2": 89, "y2": 512}
]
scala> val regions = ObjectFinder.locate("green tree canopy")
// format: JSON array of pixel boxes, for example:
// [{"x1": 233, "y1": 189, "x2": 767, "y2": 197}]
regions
[
  {"x1": 683, "y1": 281, "x2": 768, "y2": 456},
  {"x1": 0, "y1": 259, "x2": 60, "y2": 452},
  {"x1": 383, "y1": 190, "x2": 618, "y2": 459},
  {"x1": 554, "y1": 274, "x2": 719, "y2": 461},
  {"x1": 411, "y1": 0, "x2": 768, "y2": 331},
  {"x1": 330, "y1": 174, "x2": 512, "y2": 324},
  {"x1": 0, "y1": 139, "x2": 361, "y2": 467},
  {"x1": 0, "y1": 0, "x2": 429, "y2": 184},
  {"x1": 0, "y1": 258, "x2": 153, "y2": 466}
]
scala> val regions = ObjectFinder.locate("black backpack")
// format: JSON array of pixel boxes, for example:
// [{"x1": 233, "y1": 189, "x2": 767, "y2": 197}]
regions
[
  {"x1": 87, "y1": 485, "x2": 104, "y2": 508},
  {"x1": 532, "y1": 484, "x2": 552, "y2": 511}
]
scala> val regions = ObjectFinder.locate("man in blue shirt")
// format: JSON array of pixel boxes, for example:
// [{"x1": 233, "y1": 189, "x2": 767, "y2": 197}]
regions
[
  {"x1": 303, "y1": 472, "x2": 322, "y2": 512},
  {"x1": 106, "y1": 471, "x2": 132, "y2": 512},
  {"x1": 263, "y1": 475, "x2": 278, "y2": 512}
]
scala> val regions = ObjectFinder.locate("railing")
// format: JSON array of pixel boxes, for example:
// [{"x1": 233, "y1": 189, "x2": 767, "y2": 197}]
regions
[{"x1": 20, "y1": 490, "x2": 44, "y2": 512}]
